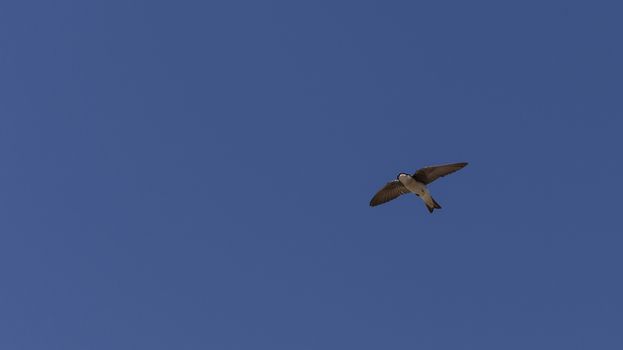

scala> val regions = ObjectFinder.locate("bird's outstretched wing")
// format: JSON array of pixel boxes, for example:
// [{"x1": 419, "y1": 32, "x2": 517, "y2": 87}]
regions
[
  {"x1": 369, "y1": 180, "x2": 410, "y2": 207},
  {"x1": 412, "y1": 162, "x2": 468, "y2": 184}
]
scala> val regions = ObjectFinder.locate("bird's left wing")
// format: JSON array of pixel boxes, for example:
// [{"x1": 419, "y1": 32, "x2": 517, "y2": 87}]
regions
[
  {"x1": 413, "y1": 162, "x2": 468, "y2": 184},
  {"x1": 369, "y1": 180, "x2": 410, "y2": 207}
]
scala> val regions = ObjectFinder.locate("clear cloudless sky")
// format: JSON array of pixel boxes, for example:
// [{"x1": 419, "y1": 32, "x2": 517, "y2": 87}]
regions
[{"x1": 1, "y1": 1, "x2": 622, "y2": 349}]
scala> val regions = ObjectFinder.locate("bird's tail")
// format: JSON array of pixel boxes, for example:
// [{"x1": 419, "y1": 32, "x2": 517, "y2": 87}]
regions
[{"x1": 425, "y1": 196, "x2": 442, "y2": 213}]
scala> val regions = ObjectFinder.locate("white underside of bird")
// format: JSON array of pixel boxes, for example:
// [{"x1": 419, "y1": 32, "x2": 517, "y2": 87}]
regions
[{"x1": 398, "y1": 173, "x2": 436, "y2": 209}]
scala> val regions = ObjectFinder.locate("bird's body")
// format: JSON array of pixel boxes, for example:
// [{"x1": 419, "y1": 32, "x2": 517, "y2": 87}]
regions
[
  {"x1": 397, "y1": 173, "x2": 437, "y2": 211},
  {"x1": 369, "y1": 162, "x2": 467, "y2": 213}
]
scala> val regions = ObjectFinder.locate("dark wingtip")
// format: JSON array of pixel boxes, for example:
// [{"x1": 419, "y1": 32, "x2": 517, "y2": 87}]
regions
[{"x1": 426, "y1": 205, "x2": 434, "y2": 213}]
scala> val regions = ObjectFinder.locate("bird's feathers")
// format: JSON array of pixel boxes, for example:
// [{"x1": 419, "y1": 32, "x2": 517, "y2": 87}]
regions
[
  {"x1": 369, "y1": 180, "x2": 410, "y2": 207},
  {"x1": 412, "y1": 162, "x2": 468, "y2": 184}
]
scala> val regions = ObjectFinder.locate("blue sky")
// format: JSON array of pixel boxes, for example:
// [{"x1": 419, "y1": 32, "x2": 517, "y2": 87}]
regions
[{"x1": 1, "y1": 1, "x2": 622, "y2": 349}]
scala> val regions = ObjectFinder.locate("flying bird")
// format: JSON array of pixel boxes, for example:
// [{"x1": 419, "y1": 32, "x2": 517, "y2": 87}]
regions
[{"x1": 369, "y1": 162, "x2": 468, "y2": 213}]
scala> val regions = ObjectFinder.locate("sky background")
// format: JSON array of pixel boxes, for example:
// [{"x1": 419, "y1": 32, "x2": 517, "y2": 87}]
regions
[{"x1": 1, "y1": 1, "x2": 622, "y2": 349}]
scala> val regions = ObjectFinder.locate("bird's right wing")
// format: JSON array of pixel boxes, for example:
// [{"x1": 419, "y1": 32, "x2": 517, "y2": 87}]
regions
[{"x1": 369, "y1": 180, "x2": 410, "y2": 207}]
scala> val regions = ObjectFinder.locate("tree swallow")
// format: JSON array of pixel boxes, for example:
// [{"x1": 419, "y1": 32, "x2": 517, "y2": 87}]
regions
[{"x1": 369, "y1": 162, "x2": 468, "y2": 213}]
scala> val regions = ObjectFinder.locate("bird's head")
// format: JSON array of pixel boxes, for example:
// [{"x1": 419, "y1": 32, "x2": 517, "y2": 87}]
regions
[{"x1": 396, "y1": 173, "x2": 409, "y2": 180}]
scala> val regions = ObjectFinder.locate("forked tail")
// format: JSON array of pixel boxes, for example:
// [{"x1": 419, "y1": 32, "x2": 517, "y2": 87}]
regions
[{"x1": 425, "y1": 196, "x2": 442, "y2": 213}]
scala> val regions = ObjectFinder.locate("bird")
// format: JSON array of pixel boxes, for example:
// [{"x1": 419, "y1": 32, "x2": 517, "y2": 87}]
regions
[{"x1": 369, "y1": 162, "x2": 468, "y2": 213}]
